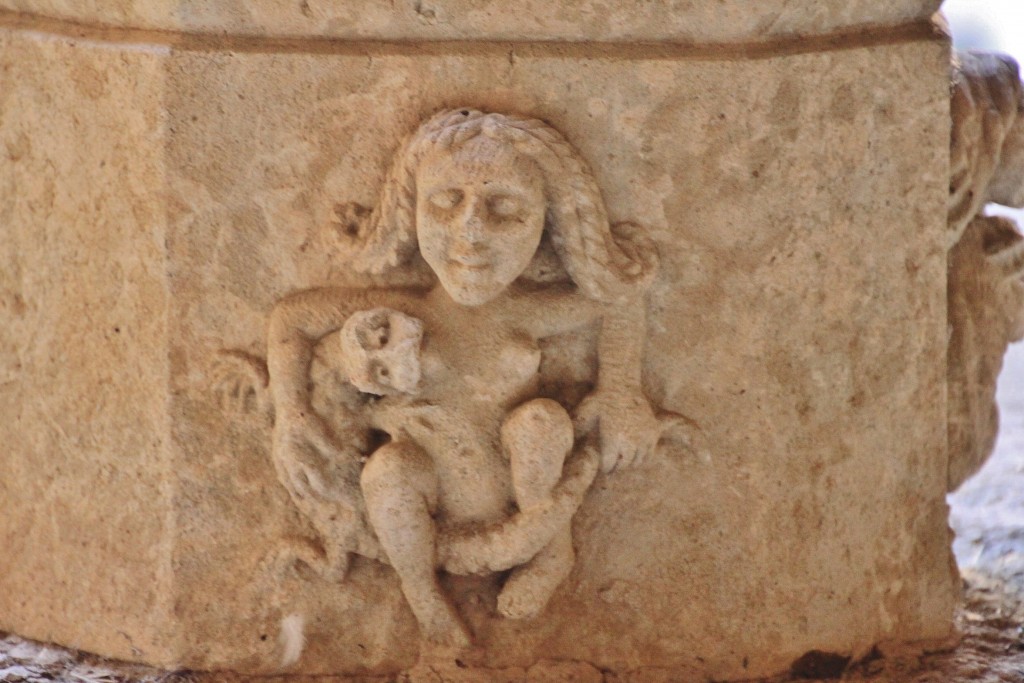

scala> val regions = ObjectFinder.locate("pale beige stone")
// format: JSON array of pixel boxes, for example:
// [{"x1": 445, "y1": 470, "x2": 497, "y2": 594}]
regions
[
  {"x1": 161, "y1": 41, "x2": 955, "y2": 678},
  {"x1": 0, "y1": 29, "x2": 173, "y2": 665},
  {"x1": 0, "y1": 1, "x2": 941, "y2": 43},
  {"x1": 228, "y1": 109, "x2": 664, "y2": 649},
  {"x1": 0, "y1": 4, "x2": 958, "y2": 682}
]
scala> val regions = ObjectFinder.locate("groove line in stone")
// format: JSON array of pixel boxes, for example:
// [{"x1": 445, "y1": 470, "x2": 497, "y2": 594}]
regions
[{"x1": 0, "y1": 10, "x2": 943, "y2": 60}]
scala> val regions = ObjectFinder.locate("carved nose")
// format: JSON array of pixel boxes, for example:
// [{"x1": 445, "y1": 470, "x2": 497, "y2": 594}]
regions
[
  {"x1": 463, "y1": 218, "x2": 484, "y2": 243},
  {"x1": 460, "y1": 198, "x2": 487, "y2": 243}
]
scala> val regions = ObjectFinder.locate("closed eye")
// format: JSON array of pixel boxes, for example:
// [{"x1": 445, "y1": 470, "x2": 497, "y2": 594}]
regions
[
  {"x1": 488, "y1": 195, "x2": 523, "y2": 219},
  {"x1": 428, "y1": 189, "x2": 463, "y2": 210}
]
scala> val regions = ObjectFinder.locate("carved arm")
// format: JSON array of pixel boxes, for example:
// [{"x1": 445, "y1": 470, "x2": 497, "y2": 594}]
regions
[
  {"x1": 266, "y1": 286, "x2": 423, "y2": 416},
  {"x1": 266, "y1": 287, "x2": 424, "y2": 498},
  {"x1": 505, "y1": 283, "x2": 604, "y2": 338},
  {"x1": 587, "y1": 295, "x2": 661, "y2": 472},
  {"x1": 507, "y1": 284, "x2": 660, "y2": 472}
]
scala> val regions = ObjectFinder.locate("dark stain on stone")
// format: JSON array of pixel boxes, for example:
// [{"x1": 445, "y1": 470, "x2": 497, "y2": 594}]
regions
[{"x1": 791, "y1": 650, "x2": 850, "y2": 679}]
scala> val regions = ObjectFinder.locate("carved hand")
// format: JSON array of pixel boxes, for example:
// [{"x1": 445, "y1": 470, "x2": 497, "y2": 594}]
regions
[
  {"x1": 577, "y1": 389, "x2": 661, "y2": 473},
  {"x1": 272, "y1": 408, "x2": 362, "y2": 503}
]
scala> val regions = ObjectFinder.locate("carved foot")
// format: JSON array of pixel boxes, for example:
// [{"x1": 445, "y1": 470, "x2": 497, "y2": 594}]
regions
[
  {"x1": 262, "y1": 537, "x2": 351, "y2": 583},
  {"x1": 417, "y1": 600, "x2": 473, "y2": 649},
  {"x1": 497, "y1": 526, "x2": 574, "y2": 620}
]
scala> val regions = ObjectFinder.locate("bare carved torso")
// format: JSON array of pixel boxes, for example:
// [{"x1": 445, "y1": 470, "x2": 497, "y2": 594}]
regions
[{"x1": 335, "y1": 287, "x2": 548, "y2": 524}]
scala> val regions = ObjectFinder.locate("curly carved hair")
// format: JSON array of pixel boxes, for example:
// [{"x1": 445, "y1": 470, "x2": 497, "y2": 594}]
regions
[
  {"x1": 949, "y1": 51, "x2": 1024, "y2": 247},
  {"x1": 336, "y1": 108, "x2": 657, "y2": 302}
]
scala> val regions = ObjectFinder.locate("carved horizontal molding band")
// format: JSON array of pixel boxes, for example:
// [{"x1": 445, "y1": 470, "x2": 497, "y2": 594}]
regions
[{"x1": 0, "y1": 9, "x2": 943, "y2": 60}]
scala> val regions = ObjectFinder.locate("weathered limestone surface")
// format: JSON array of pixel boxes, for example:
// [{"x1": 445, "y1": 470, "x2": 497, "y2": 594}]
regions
[
  {"x1": 0, "y1": 1, "x2": 942, "y2": 43},
  {"x1": 0, "y1": 33, "x2": 173, "y2": 663},
  {"x1": 0, "y1": 3, "x2": 957, "y2": 681}
]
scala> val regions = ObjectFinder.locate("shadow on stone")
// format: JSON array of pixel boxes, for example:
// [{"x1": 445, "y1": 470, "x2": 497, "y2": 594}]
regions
[{"x1": 790, "y1": 650, "x2": 851, "y2": 680}]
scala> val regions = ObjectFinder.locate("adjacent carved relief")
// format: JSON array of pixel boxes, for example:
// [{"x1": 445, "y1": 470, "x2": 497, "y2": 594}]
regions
[
  {"x1": 948, "y1": 52, "x2": 1024, "y2": 491},
  {"x1": 217, "y1": 109, "x2": 698, "y2": 647}
]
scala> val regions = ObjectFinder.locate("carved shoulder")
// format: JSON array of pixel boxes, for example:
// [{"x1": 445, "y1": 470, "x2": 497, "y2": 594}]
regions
[
  {"x1": 503, "y1": 283, "x2": 604, "y2": 338},
  {"x1": 268, "y1": 287, "x2": 428, "y2": 343}
]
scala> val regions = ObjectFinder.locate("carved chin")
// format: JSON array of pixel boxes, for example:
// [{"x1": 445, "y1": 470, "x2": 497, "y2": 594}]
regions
[{"x1": 439, "y1": 275, "x2": 506, "y2": 306}]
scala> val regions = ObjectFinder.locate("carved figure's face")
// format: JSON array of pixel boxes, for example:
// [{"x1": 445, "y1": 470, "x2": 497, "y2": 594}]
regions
[
  {"x1": 416, "y1": 137, "x2": 546, "y2": 306},
  {"x1": 338, "y1": 308, "x2": 424, "y2": 396},
  {"x1": 989, "y1": 112, "x2": 1024, "y2": 208}
]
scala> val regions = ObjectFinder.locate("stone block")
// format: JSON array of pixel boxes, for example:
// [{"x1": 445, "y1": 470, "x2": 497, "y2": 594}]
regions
[
  {"x1": 0, "y1": 1, "x2": 942, "y2": 43},
  {"x1": 0, "y1": 3, "x2": 957, "y2": 680},
  {"x1": 0, "y1": 29, "x2": 172, "y2": 664}
]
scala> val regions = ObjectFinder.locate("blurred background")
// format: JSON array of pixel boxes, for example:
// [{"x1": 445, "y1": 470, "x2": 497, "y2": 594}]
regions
[
  {"x1": 944, "y1": 0, "x2": 1024, "y2": 60},
  {"x1": 943, "y1": 0, "x2": 1024, "y2": 588}
]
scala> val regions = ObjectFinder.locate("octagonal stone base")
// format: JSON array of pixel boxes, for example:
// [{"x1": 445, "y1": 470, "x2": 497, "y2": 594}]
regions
[{"x1": 0, "y1": 2, "x2": 957, "y2": 680}]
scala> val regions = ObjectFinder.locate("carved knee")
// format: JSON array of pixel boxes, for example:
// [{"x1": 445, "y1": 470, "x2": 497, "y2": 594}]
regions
[
  {"x1": 502, "y1": 399, "x2": 573, "y2": 455},
  {"x1": 502, "y1": 399, "x2": 573, "y2": 509},
  {"x1": 360, "y1": 441, "x2": 438, "y2": 512}
]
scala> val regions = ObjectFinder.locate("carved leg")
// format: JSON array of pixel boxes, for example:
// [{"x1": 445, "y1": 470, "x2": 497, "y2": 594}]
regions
[
  {"x1": 497, "y1": 399, "x2": 576, "y2": 619},
  {"x1": 497, "y1": 526, "x2": 574, "y2": 619},
  {"x1": 502, "y1": 399, "x2": 573, "y2": 509},
  {"x1": 436, "y1": 444, "x2": 599, "y2": 576},
  {"x1": 361, "y1": 441, "x2": 471, "y2": 648}
]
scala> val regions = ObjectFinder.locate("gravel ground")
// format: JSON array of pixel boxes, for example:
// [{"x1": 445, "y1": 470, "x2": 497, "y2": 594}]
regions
[{"x1": 3, "y1": 348, "x2": 1024, "y2": 682}]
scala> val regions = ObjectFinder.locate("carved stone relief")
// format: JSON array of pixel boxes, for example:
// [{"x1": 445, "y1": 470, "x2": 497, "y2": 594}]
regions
[
  {"x1": 216, "y1": 109, "x2": 698, "y2": 648},
  {"x1": 948, "y1": 52, "x2": 1024, "y2": 491}
]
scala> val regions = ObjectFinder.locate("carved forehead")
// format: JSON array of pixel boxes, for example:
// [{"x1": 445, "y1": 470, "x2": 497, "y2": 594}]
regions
[
  {"x1": 350, "y1": 308, "x2": 388, "y2": 324},
  {"x1": 344, "y1": 308, "x2": 390, "y2": 335},
  {"x1": 417, "y1": 135, "x2": 543, "y2": 189},
  {"x1": 340, "y1": 307, "x2": 422, "y2": 354}
]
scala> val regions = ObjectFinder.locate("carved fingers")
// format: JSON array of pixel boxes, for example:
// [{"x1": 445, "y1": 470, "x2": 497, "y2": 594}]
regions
[
  {"x1": 608, "y1": 221, "x2": 659, "y2": 292},
  {"x1": 555, "y1": 443, "x2": 600, "y2": 502},
  {"x1": 279, "y1": 437, "x2": 331, "y2": 500},
  {"x1": 577, "y1": 390, "x2": 661, "y2": 473},
  {"x1": 212, "y1": 349, "x2": 272, "y2": 419},
  {"x1": 577, "y1": 390, "x2": 711, "y2": 471},
  {"x1": 573, "y1": 392, "x2": 600, "y2": 438}
]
